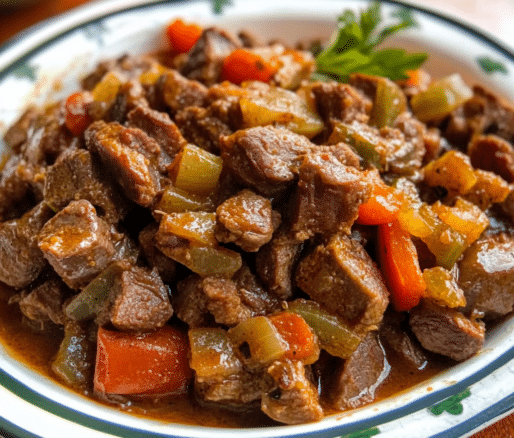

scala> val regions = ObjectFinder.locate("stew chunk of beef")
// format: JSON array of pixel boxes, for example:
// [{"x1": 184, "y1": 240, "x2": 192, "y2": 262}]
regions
[
  {"x1": 215, "y1": 189, "x2": 280, "y2": 252},
  {"x1": 180, "y1": 27, "x2": 241, "y2": 86},
  {"x1": 255, "y1": 226, "x2": 303, "y2": 300},
  {"x1": 458, "y1": 233, "x2": 514, "y2": 319},
  {"x1": 175, "y1": 265, "x2": 280, "y2": 328},
  {"x1": 109, "y1": 266, "x2": 173, "y2": 331},
  {"x1": 291, "y1": 153, "x2": 371, "y2": 240},
  {"x1": 11, "y1": 275, "x2": 68, "y2": 330},
  {"x1": 296, "y1": 234, "x2": 389, "y2": 327},
  {"x1": 261, "y1": 360, "x2": 323, "y2": 425},
  {"x1": 38, "y1": 200, "x2": 115, "y2": 289},
  {"x1": 44, "y1": 148, "x2": 128, "y2": 225},
  {"x1": 409, "y1": 300, "x2": 485, "y2": 361},
  {"x1": 0, "y1": 202, "x2": 53, "y2": 289},
  {"x1": 219, "y1": 126, "x2": 317, "y2": 196},
  {"x1": 329, "y1": 331, "x2": 388, "y2": 410},
  {"x1": 85, "y1": 121, "x2": 162, "y2": 207}
]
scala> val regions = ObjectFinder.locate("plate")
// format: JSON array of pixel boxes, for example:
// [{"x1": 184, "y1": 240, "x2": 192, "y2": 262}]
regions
[{"x1": 1, "y1": 1, "x2": 514, "y2": 437}]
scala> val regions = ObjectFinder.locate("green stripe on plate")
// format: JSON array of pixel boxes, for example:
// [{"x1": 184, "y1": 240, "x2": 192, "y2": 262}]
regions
[{"x1": 0, "y1": 368, "x2": 174, "y2": 438}]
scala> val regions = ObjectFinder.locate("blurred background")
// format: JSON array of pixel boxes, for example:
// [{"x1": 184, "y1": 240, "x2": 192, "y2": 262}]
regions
[{"x1": 0, "y1": 0, "x2": 514, "y2": 47}]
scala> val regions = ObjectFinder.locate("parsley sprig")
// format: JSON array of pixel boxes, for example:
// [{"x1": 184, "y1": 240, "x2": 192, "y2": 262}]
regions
[{"x1": 314, "y1": 2, "x2": 428, "y2": 82}]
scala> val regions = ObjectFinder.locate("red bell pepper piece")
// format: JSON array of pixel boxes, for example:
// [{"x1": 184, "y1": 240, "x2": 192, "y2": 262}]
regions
[
  {"x1": 94, "y1": 325, "x2": 192, "y2": 396},
  {"x1": 221, "y1": 48, "x2": 277, "y2": 84},
  {"x1": 165, "y1": 19, "x2": 202, "y2": 53},
  {"x1": 378, "y1": 220, "x2": 426, "y2": 311}
]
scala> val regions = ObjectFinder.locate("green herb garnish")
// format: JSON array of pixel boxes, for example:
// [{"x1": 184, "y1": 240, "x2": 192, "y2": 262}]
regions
[
  {"x1": 211, "y1": 0, "x2": 232, "y2": 15},
  {"x1": 477, "y1": 56, "x2": 508, "y2": 75},
  {"x1": 315, "y1": 2, "x2": 428, "y2": 82}
]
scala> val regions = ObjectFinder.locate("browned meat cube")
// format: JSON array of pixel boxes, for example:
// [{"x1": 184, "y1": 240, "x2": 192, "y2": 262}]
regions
[
  {"x1": 0, "y1": 202, "x2": 53, "y2": 289},
  {"x1": 444, "y1": 85, "x2": 514, "y2": 148},
  {"x1": 38, "y1": 200, "x2": 115, "y2": 289},
  {"x1": 468, "y1": 134, "x2": 514, "y2": 183},
  {"x1": 296, "y1": 234, "x2": 389, "y2": 326},
  {"x1": 13, "y1": 276, "x2": 68, "y2": 330},
  {"x1": 311, "y1": 81, "x2": 371, "y2": 124},
  {"x1": 291, "y1": 153, "x2": 371, "y2": 240},
  {"x1": 0, "y1": 155, "x2": 38, "y2": 222},
  {"x1": 109, "y1": 266, "x2": 173, "y2": 331},
  {"x1": 458, "y1": 233, "x2": 514, "y2": 319},
  {"x1": 195, "y1": 366, "x2": 273, "y2": 407},
  {"x1": 85, "y1": 121, "x2": 162, "y2": 207},
  {"x1": 409, "y1": 300, "x2": 485, "y2": 361},
  {"x1": 216, "y1": 189, "x2": 280, "y2": 252},
  {"x1": 219, "y1": 126, "x2": 316, "y2": 196},
  {"x1": 175, "y1": 105, "x2": 233, "y2": 153},
  {"x1": 387, "y1": 112, "x2": 427, "y2": 174},
  {"x1": 175, "y1": 265, "x2": 280, "y2": 328},
  {"x1": 181, "y1": 27, "x2": 241, "y2": 86},
  {"x1": 20, "y1": 102, "x2": 71, "y2": 166},
  {"x1": 127, "y1": 105, "x2": 187, "y2": 162},
  {"x1": 44, "y1": 148, "x2": 129, "y2": 225},
  {"x1": 379, "y1": 310, "x2": 427, "y2": 370},
  {"x1": 255, "y1": 227, "x2": 303, "y2": 300},
  {"x1": 138, "y1": 223, "x2": 177, "y2": 283},
  {"x1": 3, "y1": 107, "x2": 38, "y2": 152},
  {"x1": 261, "y1": 359, "x2": 323, "y2": 425},
  {"x1": 161, "y1": 69, "x2": 208, "y2": 115},
  {"x1": 329, "y1": 332, "x2": 388, "y2": 410}
]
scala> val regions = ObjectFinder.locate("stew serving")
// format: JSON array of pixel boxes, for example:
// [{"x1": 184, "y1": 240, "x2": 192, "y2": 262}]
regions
[{"x1": 1, "y1": 3, "x2": 514, "y2": 428}]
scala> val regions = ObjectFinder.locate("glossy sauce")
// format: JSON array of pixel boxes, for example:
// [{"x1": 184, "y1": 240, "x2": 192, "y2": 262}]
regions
[{"x1": 0, "y1": 281, "x2": 449, "y2": 428}]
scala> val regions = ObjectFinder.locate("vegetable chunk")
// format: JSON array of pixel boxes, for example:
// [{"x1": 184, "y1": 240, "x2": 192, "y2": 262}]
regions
[{"x1": 94, "y1": 325, "x2": 192, "y2": 395}]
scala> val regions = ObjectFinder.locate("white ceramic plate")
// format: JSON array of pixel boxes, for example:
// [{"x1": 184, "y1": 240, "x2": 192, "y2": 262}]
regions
[{"x1": 1, "y1": 1, "x2": 514, "y2": 437}]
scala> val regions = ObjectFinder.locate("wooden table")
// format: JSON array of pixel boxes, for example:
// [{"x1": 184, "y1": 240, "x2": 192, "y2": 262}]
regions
[{"x1": 0, "y1": 0, "x2": 513, "y2": 437}]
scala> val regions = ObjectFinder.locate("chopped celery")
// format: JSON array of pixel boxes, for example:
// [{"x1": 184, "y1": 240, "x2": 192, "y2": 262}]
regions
[
  {"x1": 157, "y1": 185, "x2": 215, "y2": 213},
  {"x1": 423, "y1": 224, "x2": 467, "y2": 270},
  {"x1": 423, "y1": 267, "x2": 466, "y2": 308},
  {"x1": 329, "y1": 121, "x2": 388, "y2": 169},
  {"x1": 229, "y1": 316, "x2": 287, "y2": 365},
  {"x1": 169, "y1": 144, "x2": 223, "y2": 196},
  {"x1": 288, "y1": 300, "x2": 363, "y2": 359},
  {"x1": 371, "y1": 77, "x2": 407, "y2": 128},
  {"x1": 189, "y1": 328, "x2": 242, "y2": 378},
  {"x1": 163, "y1": 245, "x2": 242, "y2": 278},
  {"x1": 240, "y1": 85, "x2": 324, "y2": 139},
  {"x1": 52, "y1": 320, "x2": 95, "y2": 387},
  {"x1": 410, "y1": 74, "x2": 473, "y2": 122},
  {"x1": 65, "y1": 262, "x2": 126, "y2": 321}
]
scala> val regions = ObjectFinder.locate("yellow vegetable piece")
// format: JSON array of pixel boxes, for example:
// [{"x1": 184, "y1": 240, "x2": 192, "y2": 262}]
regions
[
  {"x1": 229, "y1": 316, "x2": 287, "y2": 365},
  {"x1": 410, "y1": 73, "x2": 473, "y2": 122},
  {"x1": 92, "y1": 72, "x2": 123, "y2": 103},
  {"x1": 189, "y1": 328, "x2": 242, "y2": 378},
  {"x1": 240, "y1": 85, "x2": 324, "y2": 139},
  {"x1": 423, "y1": 266, "x2": 466, "y2": 308},
  {"x1": 170, "y1": 144, "x2": 223, "y2": 196},
  {"x1": 159, "y1": 212, "x2": 217, "y2": 247},
  {"x1": 157, "y1": 185, "x2": 215, "y2": 213},
  {"x1": 423, "y1": 150, "x2": 477, "y2": 195},
  {"x1": 432, "y1": 199, "x2": 489, "y2": 245},
  {"x1": 464, "y1": 169, "x2": 510, "y2": 210}
]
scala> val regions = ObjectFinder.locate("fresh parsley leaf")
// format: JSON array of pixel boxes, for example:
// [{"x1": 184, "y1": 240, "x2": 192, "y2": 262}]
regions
[{"x1": 315, "y1": 2, "x2": 427, "y2": 82}]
